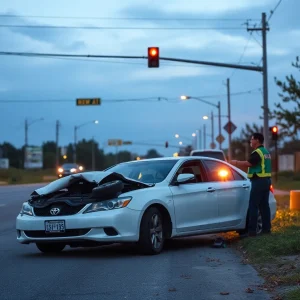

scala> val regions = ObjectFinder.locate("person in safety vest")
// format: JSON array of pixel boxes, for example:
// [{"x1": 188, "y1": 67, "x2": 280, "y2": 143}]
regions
[{"x1": 230, "y1": 133, "x2": 272, "y2": 237}]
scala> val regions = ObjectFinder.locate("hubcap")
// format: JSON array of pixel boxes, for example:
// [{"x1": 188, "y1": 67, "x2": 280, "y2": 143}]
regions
[{"x1": 149, "y1": 214, "x2": 163, "y2": 249}]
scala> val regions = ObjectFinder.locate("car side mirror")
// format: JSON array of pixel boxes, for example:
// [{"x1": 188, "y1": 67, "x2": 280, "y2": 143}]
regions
[{"x1": 175, "y1": 173, "x2": 195, "y2": 185}]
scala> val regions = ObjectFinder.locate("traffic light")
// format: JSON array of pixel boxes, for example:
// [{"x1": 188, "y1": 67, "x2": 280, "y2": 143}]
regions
[
  {"x1": 165, "y1": 141, "x2": 168, "y2": 148},
  {"x1": 269, "y1": 126, "x2": 278, "y2": 141},
  {"x1": 148, "y1": 47, "x2": 159, "y2": 68}
]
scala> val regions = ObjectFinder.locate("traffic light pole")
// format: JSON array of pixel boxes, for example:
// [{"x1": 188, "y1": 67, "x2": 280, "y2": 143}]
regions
[{"x1": 275, "y1": 139, "x2": 278, "y2": 183}]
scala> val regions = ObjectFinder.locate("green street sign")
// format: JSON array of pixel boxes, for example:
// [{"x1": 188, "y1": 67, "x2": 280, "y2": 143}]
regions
[{"x1": 76, "y1": 98, "x2": 101, "y2": 106}]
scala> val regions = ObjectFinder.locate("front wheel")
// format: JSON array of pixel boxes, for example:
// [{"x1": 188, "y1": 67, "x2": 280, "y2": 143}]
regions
[
  {"x1": 36, "y1": 243, "x2": 65, "y2": 253},
  {"x1": 138, "y1": 207, "x2": 165, "y2": 255}
]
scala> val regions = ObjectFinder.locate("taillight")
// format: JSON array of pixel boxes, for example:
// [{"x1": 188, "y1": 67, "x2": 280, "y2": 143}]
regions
[{"x1": 270, "y1": 184, "x2": 274, "y2": 193}]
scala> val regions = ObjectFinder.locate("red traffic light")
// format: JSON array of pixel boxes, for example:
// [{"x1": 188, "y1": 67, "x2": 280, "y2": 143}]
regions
[
  {"x1": 269, "y1": 126, "x2": 279, "y2": 141},
  {"x1": 149, "y1": 48, "x2": 158, "y2": 57},
  {"x1": 148, "y1": 47, "x2": 159, "y2": 68}
]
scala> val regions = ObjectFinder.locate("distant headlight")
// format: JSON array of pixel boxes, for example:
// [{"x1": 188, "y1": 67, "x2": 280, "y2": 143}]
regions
[
  {"x1": 20, "y1": 202, "x2": 34, "y2": 216},
  {"x1": 70, "y1": 168, "x2": 77, "y2": 173},
  {"x1": 83, "y1": 197, "x2": 132, "y2": 213},
  {"x1": 58, "y1": 168, "x2": 63, "y2": 173},
  {"x1": 78, "y1": 166, "x2": 83, "y2": 171}
]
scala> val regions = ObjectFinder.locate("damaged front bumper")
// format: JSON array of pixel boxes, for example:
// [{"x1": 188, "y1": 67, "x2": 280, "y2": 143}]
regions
[{"x1": 16, "y1": 206, "x2": 141, "y2": 245}]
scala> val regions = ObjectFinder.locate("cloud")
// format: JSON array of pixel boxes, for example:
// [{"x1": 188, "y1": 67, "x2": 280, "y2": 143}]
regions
[
  {"x1": 122, "y1": 0, "x2": 274, "y2": 16},
  {"x1": 0, "y1": 13, "x2": 86, "y2": 51}
]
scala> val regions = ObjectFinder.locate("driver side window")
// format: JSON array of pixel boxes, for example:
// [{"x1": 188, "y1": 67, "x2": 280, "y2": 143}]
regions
[{"x1": 175, "y1": 161, "x2": 204, "y2": 184}]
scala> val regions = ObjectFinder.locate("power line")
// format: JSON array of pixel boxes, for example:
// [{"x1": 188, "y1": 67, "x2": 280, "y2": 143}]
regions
[
  {"x1": 268, "y1": 0, "x2": 283, "y2": 22},
  {"x1": 228, "y1": 32, "x2": 254, "y2": 79},
  {"x1": 0, "y1": 24, "x2": 245, "y2": 30},
  {"x1": 0, "y1": 89, "x2": 262, "y2": 103},
  {"x1": 0, "y1": 14, "x2": 259, "y2": 22}
]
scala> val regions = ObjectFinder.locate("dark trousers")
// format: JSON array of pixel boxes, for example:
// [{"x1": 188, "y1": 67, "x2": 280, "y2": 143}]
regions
[{"x1": 248, "y1": 177, "x2": 271, "y2": 234}]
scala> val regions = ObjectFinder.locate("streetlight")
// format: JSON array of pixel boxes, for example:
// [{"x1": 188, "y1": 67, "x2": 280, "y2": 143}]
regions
[
  {"x1": 175, "y1": 133, "x2": 197, "y2": 149},
  {"x1": 74, "y1": 120, "x2": 98, "y2": 163},
  {"x1": 25, "y1": 117, "x2": 44, "y2": 147},
  {"x1": 181, "y1": 95, "x2": 222, "y2": 150}
]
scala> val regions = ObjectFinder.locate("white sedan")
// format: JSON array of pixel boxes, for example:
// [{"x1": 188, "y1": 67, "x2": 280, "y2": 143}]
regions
[{"x1": 16, "y1": 157, "x2": 277, "y2": 255}]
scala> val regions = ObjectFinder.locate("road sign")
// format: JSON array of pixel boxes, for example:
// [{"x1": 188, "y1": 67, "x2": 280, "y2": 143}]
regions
[
  {"x1": 210, "y1": 142, "x2": 216, "y2": 149},
  {"x1": 223, "y1": 121, "x2": 237, "y2": 134},
  {"x1": 108, "y1": 139, "x2": 123, "y2": 146},
  {"x1": 76, "y1": 98, "x2": 101, "y2": 106},
  {"x1": 216, "y1": 134, "x2": 225, "y2": 144},
  {"x1": 122, "y1": 141, "x2": 132, "y2": 145}
]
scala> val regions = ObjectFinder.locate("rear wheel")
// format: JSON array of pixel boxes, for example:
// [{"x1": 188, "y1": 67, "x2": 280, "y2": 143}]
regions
[
  {"x1": 36, "y1": 243, "x2": 65, "y2": 253},
  {"x1": 138, "y1": 207, "x2": 164, "y2": 255},
  {"x1": 237, "y1": 210, "x2": 263, "y2": 236}
]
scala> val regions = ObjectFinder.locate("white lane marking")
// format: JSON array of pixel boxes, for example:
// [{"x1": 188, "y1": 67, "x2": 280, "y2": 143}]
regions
[{"x1": 0, "y1": 204, "x2": 6, "y2": 207}]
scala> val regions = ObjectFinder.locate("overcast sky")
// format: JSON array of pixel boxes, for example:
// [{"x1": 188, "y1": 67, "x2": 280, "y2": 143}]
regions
[{"x1": 0, "y1": 0, "x2": 298, "y2": 157}]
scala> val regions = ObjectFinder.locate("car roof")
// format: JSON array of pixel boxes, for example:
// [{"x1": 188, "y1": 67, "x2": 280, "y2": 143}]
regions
[
  {"x1": 190, "y1": 149, "x2": 225, "y2": 153},
  {"x1": 118, "y1": 156, "x2": 225, "y2": 163}
]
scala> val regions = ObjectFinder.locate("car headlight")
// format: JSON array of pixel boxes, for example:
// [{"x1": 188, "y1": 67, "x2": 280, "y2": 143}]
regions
[
  {"x1": 58, "y1": 168, "x2": 63, "y2": 173},
  {"x1": 20, "y1": 202, "x2": 34, "y2": 216},
  {"x1": 83, "y1": 196, "x2": 132, "y2": 214}
]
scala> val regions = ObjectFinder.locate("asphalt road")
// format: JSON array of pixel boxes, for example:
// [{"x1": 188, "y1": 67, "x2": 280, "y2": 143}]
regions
[{"x1": 0, "y1": 184, "x2": 272, "y2": 300}]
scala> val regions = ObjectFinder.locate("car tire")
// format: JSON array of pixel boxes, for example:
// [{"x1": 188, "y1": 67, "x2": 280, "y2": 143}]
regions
[
  {"x1": 138, "y1": 207, "x2": 165, "y2": 255},
  {"x1": 237, "y1": 210, "x2": 263, "y2": 236},
  {"x1": 92, "y1": 180, "x2": 124, "y2": 199},
  {"x1": 36, "y1": 243, "x2": 65, "y2": 253}
]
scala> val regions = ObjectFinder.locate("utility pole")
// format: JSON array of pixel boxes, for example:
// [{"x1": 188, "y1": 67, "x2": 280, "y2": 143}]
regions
[
  {"x1": 25, "y1": 119, "x2": 28, "y2": 147},
  {"x1": 227, "y1": 78, "x2": 232, "y2": 161},
  {"x1": 92, "y1": 137, "x2": 95, "y2": 171},
  {"x1": 211, "y1": 111, "x2": 214, "y2": 149},
  {"x1": 217, "y1": 101, "x2": 221, "y2": 150},
  {"x1": 203, "y1": 124, "x2": 206, "y2": 149},
  {"x1": 247, "y1": 12, "x2": 270, "y2": 149},
  {"x1": 55, "y1": 120, "x2": 60, "y2": 168},
  {"x1": 24, "y1": 119, "x2": 28, "y2": 169},
  {"x1": 73, "y1": 126, "x2": 77, "y2": 163},
  {"x1": 198, "y1": 128, "x2": 202, "y2": 149}
]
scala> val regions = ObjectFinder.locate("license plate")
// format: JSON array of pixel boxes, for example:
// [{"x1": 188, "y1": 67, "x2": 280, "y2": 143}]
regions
[{"x1": 45, "y1": 220, "x2": 66, "y2": 233}]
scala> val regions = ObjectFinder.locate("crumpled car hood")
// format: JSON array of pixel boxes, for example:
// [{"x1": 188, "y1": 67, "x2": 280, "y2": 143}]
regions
[{"x1": 31, "y1": 171, "x2": 153, "y2": 196}]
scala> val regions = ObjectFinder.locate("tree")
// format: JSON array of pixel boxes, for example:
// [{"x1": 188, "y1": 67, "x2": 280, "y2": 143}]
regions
[
  {"x1": 0, "y1": 142, "x2": 22, "y2": 168},
  {"x1": 43, "y1": 141, "x2": 56, "y2": 169},
  {"x1": 179, "y1": 145, "x2": 193, "y2": 156},
  {"x1": 230, "y1": 138, "x2": 251, "y2": 161},
  {"x1": 144, "y1": 149, "x2": 162, "y2": 159},
  {"x1": 240, "y1": 123, "x2": 263, "y2": 141},
  {"x1": 271, "y1": 56, "x2": 300, "y2": 140}
]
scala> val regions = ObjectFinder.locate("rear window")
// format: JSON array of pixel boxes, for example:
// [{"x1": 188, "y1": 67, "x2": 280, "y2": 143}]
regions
[{"x1": 191, "y1": 151, "x2": 225, "y2": 161}]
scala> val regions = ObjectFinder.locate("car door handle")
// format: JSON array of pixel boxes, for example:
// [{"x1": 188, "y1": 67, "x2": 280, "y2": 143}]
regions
[
  {"x1": 207, "y1": 187, "x2": 216, "y2": 193},
  {"x1": 242, "y1": 184, "x2": 250, "y2": 189}
]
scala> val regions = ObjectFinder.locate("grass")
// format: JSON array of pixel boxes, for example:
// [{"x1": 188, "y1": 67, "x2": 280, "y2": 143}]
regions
[
  {"x1": 273, "y1": 171, "x2": 300, "y2": 191},
  {"x1": 230, "y1": 194, "x2": 300, "y2": 300},
  {"x1": 283, "y1": 289, "x2": 300, "y2": 300},
  {"x1": 0, "y1": 168, "x2": 56, "y2": 184}
]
